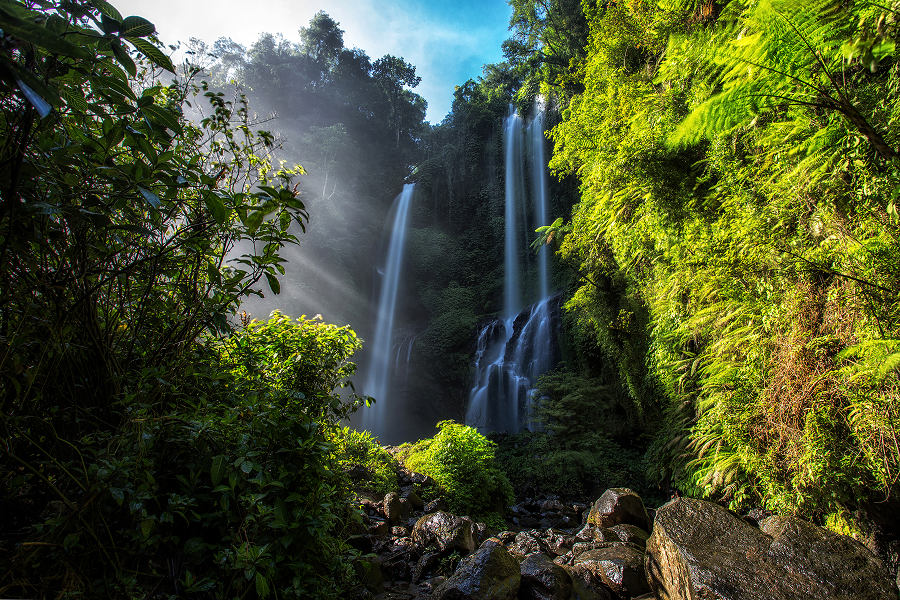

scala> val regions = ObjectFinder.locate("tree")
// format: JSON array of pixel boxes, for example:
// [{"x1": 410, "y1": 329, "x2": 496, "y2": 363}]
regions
[{"x1": 299, "y1": 10, "x2": 345, "y2": 67}]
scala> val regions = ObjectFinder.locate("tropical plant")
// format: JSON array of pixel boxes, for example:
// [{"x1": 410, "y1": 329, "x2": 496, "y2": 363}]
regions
[{"x1": 402, "y1": 421, "x2": 513, "y2": 522}]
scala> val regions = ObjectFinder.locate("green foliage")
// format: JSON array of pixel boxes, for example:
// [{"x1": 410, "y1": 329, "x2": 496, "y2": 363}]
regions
[
  {"x1": 545, "y1": 0, "x2": 900, "y2": 533},
  {"x1": 402, "y1": 421, "x2": 514, "y2": 520},
  {"x1": 493, "y1": 369, "x2": 652, "y2": 498},
  {"x1": 0, "y1": 1, "x2": 368, "y2": 597},
  {"x1": 331, "y1": 427, "x2": 400, "y2": 496}
]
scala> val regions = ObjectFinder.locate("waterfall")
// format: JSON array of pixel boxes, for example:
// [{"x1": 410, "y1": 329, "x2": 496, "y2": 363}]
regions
[
  {"x1": 504, "y1": 104, "x2": 524, "y2": 319},
  {"x1": 362, "y1": 183, "x2": 414, "y2": 438},
  {"x1": 466, "y1": 105, "x2": 558, "y2": 433}
]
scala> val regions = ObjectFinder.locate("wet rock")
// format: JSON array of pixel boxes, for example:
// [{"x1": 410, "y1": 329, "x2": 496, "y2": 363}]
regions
[
  {"x1": 425, "y1": 498, "x2": 449, "y2": 514},
  {"x1": 646, "y1": 497, "x2": 897, "y2": 600},
  {"x1": 519, "y1": 552, "x2": 573, "y2": 600},
  {"x1": 384, "y1": 493, "x2": 401, "y2": 525},
  {"x1": 412, "y1": 511, "x2": 477, "y2": 555},
  {"x1": 391, "y1": 526, "x2": 409, "y2": 537},
  {"x1": 508, "y1": 531, "x2": 551, "y2": 558},
  {"x1": 543, "y1": 529, "x2": 576, "y2": 556},
  {"x1": 517, "y1": 516, "x2": 542, "y2": 529},
  {"x1": 354, "y1": 556, "x2": 384, "y2": 591},
  {"x1": 574, "y1": 546, "x2": 651, "y2": 598},
  {"x1": 403, "y1": 489, "x2": 424, "y2": 510},
  {"x1": 587, "y1": 488, "x2": 651, "y2": 533},
  {"x1": 369, "y1": 520, "x2": 390, "y2": 537},
  {"x1": 608, "y1": 524, "x2": 649, "y2": 549},
  {"x1": 408, "y1": 471, "x2": 435, "y2": 487},
  {"x1": 432, "y1": 538, "x2": 520, "y2": 600},
  {"x1": 541, "y1": 499, "x2": 567, "y2": 514}
]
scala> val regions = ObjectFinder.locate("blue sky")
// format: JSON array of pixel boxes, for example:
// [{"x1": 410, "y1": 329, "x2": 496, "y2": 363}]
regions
[{"x1": 114, "y1": 0, "x2": 514, "y2": 123}]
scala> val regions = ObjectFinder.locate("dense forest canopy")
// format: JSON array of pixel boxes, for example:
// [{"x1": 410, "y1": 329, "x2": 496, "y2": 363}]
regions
[{"x1": 1, "y1": 0, "x2": 899, "y2": 597}]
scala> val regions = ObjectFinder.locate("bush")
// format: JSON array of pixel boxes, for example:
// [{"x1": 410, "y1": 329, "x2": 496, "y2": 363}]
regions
[
  {"x1": 402, "y1": 421, "x2": 513, "y2": 522},
  {"x1": 331, "y1": 427, "x2": 399, "y2": 496},
  {"x1": 2, "y1": 312, "x2": 367, "y2": 599}
]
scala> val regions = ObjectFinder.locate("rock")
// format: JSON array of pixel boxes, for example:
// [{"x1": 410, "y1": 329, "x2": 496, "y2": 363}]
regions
[
  {"x1": 608, "y1": 524, "x2": 649, "y2": 549},
  {"x1": 348, "y1": 464, "x2": 373, "y2": 482},
  {"x1": 369, "y1": 520, "x2": 390, "y2": 537},
  {"x1": 384, "y1": 493, "x2": 402, "y2": 526},
  {"x1": 432, "y1": 538, "x2": 521, "y2": 600},
  {"x1": 408, "y1": 471, "x2": 435, "y2": 487},
  {"x1": 412, "y1": 511, "x2": 477, "y2": 555},
  {"x1": 391, "y1": 525, "x2": 409, "y2": 537},
  {"x1": 574, "y1": 546, "x2": 651, "y2": 598},
  {"x1": 646, "y1": 497, "x2": 897, "y2": 600},
  {"x1": 587, "y1": 488, "x2": 651, "y2": 533},
  {"x1": 404, "y1": 489, "x2": 425, "y2": 510},
  {"x1": 541, "y1": 499, "x2": 567, "y2": 514},
  {"x1": 519, "y1": 552, "x2": 573, "y2": 600},
  {"x1": 426, "y1": 498, "x2": 449, "y2": 513},
  {"x1": 354, "y1": 556, "x2": 384, "y2": 591},
  {"x1": 517, "y1": 516, "x2": 542, "y2": 529},
  {"x1": 542, "y1": 529, "x2": 576, "y2": 556},
  {"x1": 508, "y1": 531, "x2": 552, "y2": 558}
]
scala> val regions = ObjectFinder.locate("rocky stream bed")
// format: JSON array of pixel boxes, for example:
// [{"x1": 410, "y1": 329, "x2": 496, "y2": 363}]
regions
[{"x1": 346, "y1": 469, "x2": 899, "y2": 600}]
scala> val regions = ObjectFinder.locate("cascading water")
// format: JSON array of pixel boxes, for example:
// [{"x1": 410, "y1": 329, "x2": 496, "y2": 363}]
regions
[
  {"x1": 466, "y1": 105, "x2": 558, "y2": 432},
  {"x1": 504, "y1": 105, "x2": 524, "y2": 319},
  {"x1": 362, "y1": 183, "x2": 414, "y2": 438}
]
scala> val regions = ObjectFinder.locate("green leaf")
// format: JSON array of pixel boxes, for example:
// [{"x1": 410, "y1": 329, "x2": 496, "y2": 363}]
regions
[
  {"x1": 141, "y1": 104, "x2": 182, "y2": 133},
  {"x1": 204, "y1": 191, "x2": 229, "y2": 225},
  {"x1": 111, "y1": 41, "x2": 137, "y2": 78},
  {"x1": 210, "y1": 455, "x2": 227, "y2": 486},
  {"x1": 121, "y1": 16, "x2": 155, "y2": 38},
  {"x1": 0, "y1": 54, "x2": 63, "y2": 109},
  {"x1": 138, "y1": 186, "x2": 161, "y2": 208},
  {"x1": 91, "y1": 0, "x2": 123, "y2": 22},
  {"x1": 274, "y1": 497, "x2": 291, "y2": 528},
  {"x1": 255, "y1": 573, "x2": 271, "y2": 598},
  {"x1": 91, "y1": 75, "x2": 137, "y2": 101},
  {"x1": 243, "y1": 210, "x2": 264, "y2": 235},
  {"x1": 126, "y1": 37, "x2": 175, "y2": 73},
  {"x1": 265, "y1": 272, "x2": 281, "y2": 295},
  {"x1": 63, "y1": 533, "x2": 81, "y2": 552},
  {"x1": 0, "y1": 4, "x2": 92, "y2": 60},
  {"x1": 141, "y1": 518, "x2": 154, "y2": 538}
]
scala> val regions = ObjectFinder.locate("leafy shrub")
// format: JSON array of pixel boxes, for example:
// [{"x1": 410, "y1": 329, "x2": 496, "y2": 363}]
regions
[
  {"x1": 3, "y1": 313, "x2": 366, "y2": 599},
  {"x1": 331, "y1": 427, "x2": 399, "y2": 496},
  {"x1": 402, "y1": 421, "x2": 513, "y2": 521}
]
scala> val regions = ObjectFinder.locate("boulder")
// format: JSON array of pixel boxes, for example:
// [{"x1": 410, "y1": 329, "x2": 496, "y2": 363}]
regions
[
  {"x1": 403, "y1": 489, "x2": 425, "y2": 510},
  {"x1": 368, "y1": 519, "x2": 390, "y2": 537},
  {"x1": 574, "y1": 546, "x2": 651, "y2": 598},
  {"x1": 412, "y1": 511, "x2": 477, "y2": 555},
  {"x1": 646, "y1": 497, "x2": 897, "y2": 600},
  {"x1": 543, "y1": 529, "x2": 576, "y2": 556},
  {"x1": 426, "y1": 498, "x2": 450, "y2": 513},
  {"x1": 608, "y1": 524, "x2": 649, "y2": 549},
  {"x1": 432, "y1": 538, "x2": 521, "y2": 600},
  {"x1": 519, "y1": 552, "x2": 573, "y2": 600},
  {"x1": 384, "y1": 492, "x2": 401, "y2": 525},
  {"x1": 587, "y1": 488, "x2": 651, "y2": 533},
  {"x1": 508, "y1": 531, "x2": 552, "y2": 558}
]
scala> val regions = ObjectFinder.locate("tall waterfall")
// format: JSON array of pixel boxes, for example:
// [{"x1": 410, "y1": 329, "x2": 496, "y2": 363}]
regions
[
  {"x1": 466, "y1": 105, "x2": 558, "y2": 433},
  {"x1": 504, "y1": 105, "x2": 524, "y2": 319},
  {"x1": 362, "y1": 183, "x2": 414, "y2": 438}
]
